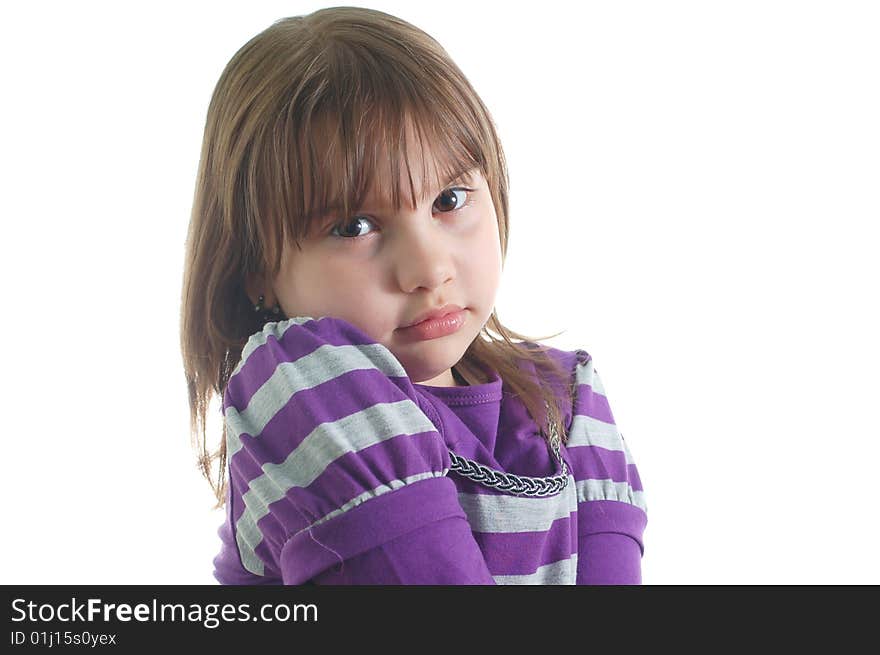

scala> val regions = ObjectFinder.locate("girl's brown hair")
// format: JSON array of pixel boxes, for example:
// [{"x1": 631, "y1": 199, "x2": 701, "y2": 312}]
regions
[{"x1": 180, "y1": 6, "x2": 573, "y2": 507}]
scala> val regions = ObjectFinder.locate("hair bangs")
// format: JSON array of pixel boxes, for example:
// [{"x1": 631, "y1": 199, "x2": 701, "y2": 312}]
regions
[{"x1": 270, "y1": 56, "x2": 486, "y2": 261}]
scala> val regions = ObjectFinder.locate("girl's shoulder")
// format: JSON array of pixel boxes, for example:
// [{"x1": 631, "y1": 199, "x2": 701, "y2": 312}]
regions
[
  {"x1": 511, "y1": 341, "x2": 594, "y2": 430},
  {"x1": 514, "y1": 340, "x2": 592, "y2": 381}
]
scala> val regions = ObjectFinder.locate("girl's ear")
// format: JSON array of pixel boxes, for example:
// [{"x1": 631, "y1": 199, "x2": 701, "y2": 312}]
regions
[{"x1": 244, "y1": 272, "x2": 276, "y2": 307}]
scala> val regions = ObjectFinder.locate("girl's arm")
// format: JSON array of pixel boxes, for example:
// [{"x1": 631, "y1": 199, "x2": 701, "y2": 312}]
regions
[
  {"x1": 220, "y1": 315, "x2": 496, "y2": 585},
  {"x1": 566, "y1": 351, "x2": 648, "y2": 585}
]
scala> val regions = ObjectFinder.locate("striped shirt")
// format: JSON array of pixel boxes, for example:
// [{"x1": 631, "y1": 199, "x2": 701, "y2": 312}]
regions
[{"x1": 212, "y1": 316, "x2": 647, "y2": 585}]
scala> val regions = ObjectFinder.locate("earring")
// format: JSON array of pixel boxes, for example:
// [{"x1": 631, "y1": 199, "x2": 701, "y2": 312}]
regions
[{"x1": 253, "y1": 294, "x2": 284, "y2": 322}]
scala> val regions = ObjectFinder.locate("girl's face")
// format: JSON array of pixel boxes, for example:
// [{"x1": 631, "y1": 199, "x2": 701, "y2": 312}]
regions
[{"x1": 255, "y1": 141, "x2": 503, "y2": 387}]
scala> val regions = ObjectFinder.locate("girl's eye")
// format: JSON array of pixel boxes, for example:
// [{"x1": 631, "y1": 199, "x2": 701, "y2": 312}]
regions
[
  {"x1": 330, "y1": 215, "x2": 376, "y2": 239},
  {"x1": 433, "y1": 187, "x2": 473, "y2": 213},
  {"x1": 328, "y1": 186, "x2": 475, "y2": 242}
]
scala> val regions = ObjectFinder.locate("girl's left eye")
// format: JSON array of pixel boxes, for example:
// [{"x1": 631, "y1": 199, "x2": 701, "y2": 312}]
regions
[
  {"x1": 433, "y1": 187, "x2": 473, "y2": 213},
  {"x1": 328, "y1": 187, "x2": 475, "y2": 242}
]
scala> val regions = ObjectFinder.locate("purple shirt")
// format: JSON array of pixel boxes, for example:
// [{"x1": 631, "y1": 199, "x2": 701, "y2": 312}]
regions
[{"x1": 212, "y1": 316, "x2": 647, "y2": 585}]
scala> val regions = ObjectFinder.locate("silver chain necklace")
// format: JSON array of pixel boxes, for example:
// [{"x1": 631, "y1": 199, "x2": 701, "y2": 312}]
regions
[{"x1": 447, "y1": 401, "x2": 569, "y2": 497}]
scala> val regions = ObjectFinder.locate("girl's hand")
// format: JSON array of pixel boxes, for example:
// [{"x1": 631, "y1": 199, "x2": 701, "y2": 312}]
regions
[{"x1": 220, "y1": 315, "x2": 494, "y2": 584}]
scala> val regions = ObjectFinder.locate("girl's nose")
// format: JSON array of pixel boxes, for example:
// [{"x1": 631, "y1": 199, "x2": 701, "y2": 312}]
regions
[{"x1": 393, "y1": 217, "x2": 455, "y2": 293}]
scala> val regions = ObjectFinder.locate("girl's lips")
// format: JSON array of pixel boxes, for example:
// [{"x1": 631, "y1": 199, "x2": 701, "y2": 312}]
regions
[
  {"x1": 400, "y1": 303, "x2": 464, "y2": 328},
  {"x1": 397, "y1": 308, "x2": 467, "y2": 341}
]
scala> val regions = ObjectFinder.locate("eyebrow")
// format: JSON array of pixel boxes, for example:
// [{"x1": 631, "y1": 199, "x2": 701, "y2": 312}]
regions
[{"x1": 443, "y1": 167, "x2": 479, "y2": 186}]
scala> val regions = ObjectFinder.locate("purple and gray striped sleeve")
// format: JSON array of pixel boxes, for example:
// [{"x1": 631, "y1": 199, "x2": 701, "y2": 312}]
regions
[
  {"x1": 566, "y1": 350, "x2": 648, "y2": 585},
  {"x1": 215, "y1": 315, "x2": 495, "y2": 585}
]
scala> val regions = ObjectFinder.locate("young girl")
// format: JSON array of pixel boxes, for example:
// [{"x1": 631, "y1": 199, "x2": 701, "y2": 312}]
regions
[{"x1": 181, "y1": 6, "x2": 647, "y2": 585}]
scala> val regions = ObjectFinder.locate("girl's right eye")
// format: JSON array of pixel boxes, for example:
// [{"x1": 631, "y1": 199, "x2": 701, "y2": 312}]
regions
[{"x1": 329, "y1": 216, "x2": 377, "y2": 240}]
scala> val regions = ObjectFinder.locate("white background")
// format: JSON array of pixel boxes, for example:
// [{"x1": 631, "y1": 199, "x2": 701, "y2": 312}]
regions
[{"x1": 2, "y1": 0, "x2": 877, "y2": 585}]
